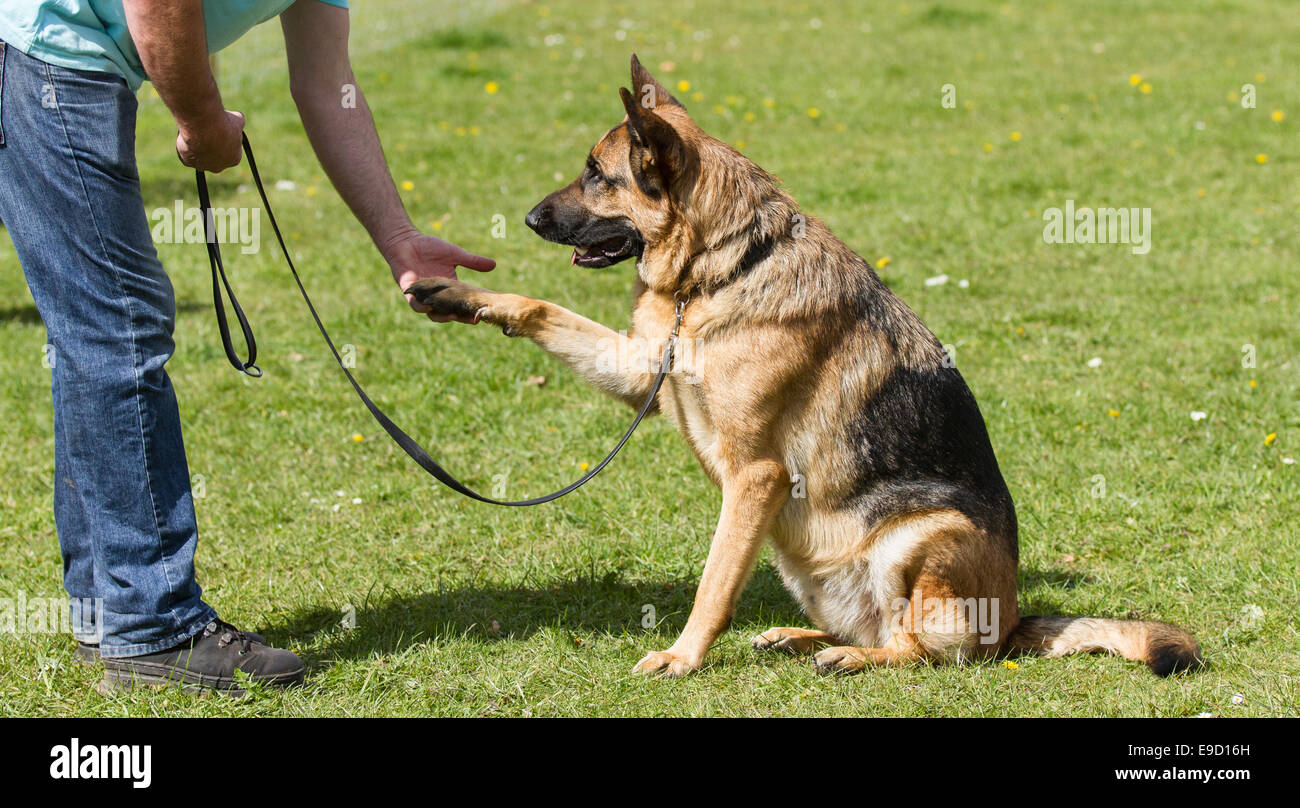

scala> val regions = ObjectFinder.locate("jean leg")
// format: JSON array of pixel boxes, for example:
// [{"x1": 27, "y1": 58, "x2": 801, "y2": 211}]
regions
[{"x1": 0, "y1": 44, "x2": 216, "y2": 656}]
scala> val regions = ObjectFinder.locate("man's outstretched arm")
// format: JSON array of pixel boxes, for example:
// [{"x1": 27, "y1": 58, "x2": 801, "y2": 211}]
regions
[{"x1": 280, "y1": 0, "x2": 495, "y2": 318}]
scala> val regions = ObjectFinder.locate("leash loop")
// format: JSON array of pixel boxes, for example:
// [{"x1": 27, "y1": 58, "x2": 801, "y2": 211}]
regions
[
  {"x1": 197, "y1": 133, "x2": 679, "y2": 506},
  {"x1": 197, "y1": 164, "x2": 260, "y2": 376}
]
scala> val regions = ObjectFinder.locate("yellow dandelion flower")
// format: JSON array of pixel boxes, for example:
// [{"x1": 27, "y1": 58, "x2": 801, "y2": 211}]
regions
[
  {"x1": 983, "y1": 142, "x2": 994, "y2": 152},
  {"x1": 1256, "y1": 153, "x2": 1269, "y2": 164},
  {"x1": 1249, "y1": 379, "x2": 1257, "y2": 388},
  {"x1": 432, "y1": 221, "x2": 444, "y2": 231},
  {"x1": 1015, "y1": 326, "x2": 1024, "y2": 335},
  {"x1": 807, "y1": 107, "x2": 821, "y2": 118},
  {"x1": 876, "y1": 256, "x2": 891, "y2": 268},
  {"x1": 305, "y1": 186, "x2": 318, "y2": 197},
  {"x1": 579, "y1": 461, "x2": 590, "y2": 471},
  {"x1": 1255, "y1": 72, "x2": 1266, "y2": 82},
  {"x1": 1003, "y1": 660, "x2": 1019, "y2": 669},
  {"x1": 690, "y1": 91, "x2": 704, "y2": 103},
  {"x1": 743, "y1": 111, "x2": 756, "y2": 122},
  {"x1": 735, "y1": 140, "x2": 747, "y2": 150},
  {"x1": 676, "y1": 80, "x2": 691, "y2": 93},
  {"x1": 351, "y1": 433, "x2": 364, "y2": 443},
  {"x1": 1264, "y1": 433, "x2": 1277, "y2": 446},
  {"x1": 1108, "y1": 408, "x2": 1120, "y2": 417},
  {"x1": 455, "y1": 126, "x2": 467, "y2": 136},
  {"x1": 1196, "y1": 188, "x2": 1206, "y2": 198},
  {"x1": 1129, "y1": 73, "x2": 1141, "y2": 86},
  {"x1": 469, "y1": 125, "x2": 481, "y2": 136},
  {"x1": 1009, "y1": 131, "x2": 1022, "y2": 142},
  {"x1": 763, "y1": 97, "x2": 776, "y2": 109},
  {"x1": 484, "y1": 81, "x2": 500, "y2": 94},
  {"x1": 400, "y1": 180, "x2": 414, "y2": 191},
  {"x1": 725, "y1": 95, "x2": 740, "y2": 106},
  {"x1": 1139, "y1": 82, "x2": 1152, "y2": 94},
  {"x1": 1272, "y1": 110, "x2": 1285, "y2": 122},
  {"x1": 713, "y1": 105, "x2": 725, "y2": 115}
]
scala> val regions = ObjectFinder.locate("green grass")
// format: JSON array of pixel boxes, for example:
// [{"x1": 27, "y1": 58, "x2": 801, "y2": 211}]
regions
[{"x1": 1, "y1": 0, "x2": 1297, "y2": 716}]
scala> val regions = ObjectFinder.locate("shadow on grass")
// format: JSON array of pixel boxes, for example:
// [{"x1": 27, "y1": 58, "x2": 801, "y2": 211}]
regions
[
  {"x1": 1017, "y1": 566, "x2": 1097, "y2": 614},
  {"x1": 1019, "y1": 566, "x2": 1095, "y2": 591},
  {"x1": 269, "y1": 564, "x2": 806, "y2": 665},
  {"x1": 269, "y1": 564, "x2": 1118, "y2": 670},
  {"x1": 0, "y1": 300, "x2": 211, "y2": 328}
]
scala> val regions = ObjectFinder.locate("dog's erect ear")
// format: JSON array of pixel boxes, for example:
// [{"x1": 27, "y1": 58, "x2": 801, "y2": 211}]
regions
[
  {"x1": 619, "y1": 86, "x2": 692, "y2": 190},
  {"x1": 629, "y1": 53, "x2": 684, "y2": 111}
]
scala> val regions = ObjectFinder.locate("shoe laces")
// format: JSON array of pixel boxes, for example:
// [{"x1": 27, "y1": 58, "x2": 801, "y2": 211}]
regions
[{"x1": 205, "y1": 619, "x2": 255, "y2": 655}]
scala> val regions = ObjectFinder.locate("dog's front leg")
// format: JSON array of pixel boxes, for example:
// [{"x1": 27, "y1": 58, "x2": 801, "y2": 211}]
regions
[
  {"x1": 634, "y1": 458, "x2": 789, "y2": 677},
  {"x1": 407, "y1": 278, "x2": 661, "y2": 409}
]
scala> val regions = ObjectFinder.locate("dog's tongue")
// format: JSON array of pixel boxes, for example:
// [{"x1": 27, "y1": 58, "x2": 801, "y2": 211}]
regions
[{"x1": 571, "y1": 248, "x2": 579, "y2": 266}]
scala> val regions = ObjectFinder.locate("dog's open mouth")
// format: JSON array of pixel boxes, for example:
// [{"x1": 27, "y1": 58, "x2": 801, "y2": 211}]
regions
[{"x1": 570, "y1": 233, "x2": 642, "y2": 268}]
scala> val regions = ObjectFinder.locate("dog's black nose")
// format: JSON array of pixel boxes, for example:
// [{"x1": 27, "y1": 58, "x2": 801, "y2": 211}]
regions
[{"x1": 524, "y1": 202, "x2": 549, "y2": 233}]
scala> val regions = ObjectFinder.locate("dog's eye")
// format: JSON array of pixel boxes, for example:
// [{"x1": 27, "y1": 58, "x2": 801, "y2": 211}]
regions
[{"x1": 584, "y1": 159, "x2": 606, "y2": 186}]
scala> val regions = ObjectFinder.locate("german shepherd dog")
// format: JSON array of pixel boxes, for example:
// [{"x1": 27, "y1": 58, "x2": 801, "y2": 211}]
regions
[{"x1": 407, "y1": 56, "x2": 1201, "y2": 678}]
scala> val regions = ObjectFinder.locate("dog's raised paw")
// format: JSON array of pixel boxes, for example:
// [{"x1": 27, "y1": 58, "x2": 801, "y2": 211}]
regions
[{"x1": 404, "y1": 278, "x2": 484, "y2": 321}]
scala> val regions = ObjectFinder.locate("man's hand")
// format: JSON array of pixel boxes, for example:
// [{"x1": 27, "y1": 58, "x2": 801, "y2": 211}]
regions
[
  {"x1": 177, "y1": 109, "x2": 246, "y2": 173},
  {"x1": 384, "y1": 233, "x2": 496, "y2": 322}
]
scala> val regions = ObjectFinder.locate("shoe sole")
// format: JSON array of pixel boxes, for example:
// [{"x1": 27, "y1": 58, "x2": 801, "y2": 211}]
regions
[
  {"x1": 98, "y1": 662, "x2": 305, "y2": 696},
  {"x1": 74, "y1": 645, "x2": 100, "y2": 667}
]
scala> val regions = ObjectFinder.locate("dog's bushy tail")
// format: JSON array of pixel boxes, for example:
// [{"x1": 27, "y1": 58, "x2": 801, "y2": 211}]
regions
[{"x1": 1006, "y1": 616, "x2": 1202, "y2": 676}]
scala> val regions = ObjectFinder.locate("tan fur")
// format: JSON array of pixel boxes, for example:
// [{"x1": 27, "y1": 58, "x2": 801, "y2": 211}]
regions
[{"x1": 406, "y1": 57, "x2": 1202, "y2": 678}]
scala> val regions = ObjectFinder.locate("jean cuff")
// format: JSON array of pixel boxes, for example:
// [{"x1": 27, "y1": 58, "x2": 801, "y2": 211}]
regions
[{"x1": 97, "y1": 606, "x2": 219, "y2": 659}]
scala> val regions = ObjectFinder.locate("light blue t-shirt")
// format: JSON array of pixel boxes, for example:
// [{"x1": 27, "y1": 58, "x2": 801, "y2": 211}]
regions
[{"x1": 0, "y1": 1, "x2": 349, "y2": 91}]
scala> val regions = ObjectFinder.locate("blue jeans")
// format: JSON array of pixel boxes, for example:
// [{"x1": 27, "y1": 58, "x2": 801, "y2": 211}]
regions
[{"x1": 0, "y1": 42, "x2": 217, "y2": 657}]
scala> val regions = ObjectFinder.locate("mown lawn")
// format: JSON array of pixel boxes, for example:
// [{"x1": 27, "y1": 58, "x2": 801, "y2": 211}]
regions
[{"x1": 0, "y1": 0, "x2": 1296, "y2": 716}]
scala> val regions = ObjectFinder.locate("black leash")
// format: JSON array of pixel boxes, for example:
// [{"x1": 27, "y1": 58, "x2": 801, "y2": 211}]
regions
[{"x1": 197, "y1": 133, "x2": 682, "y2": 506}]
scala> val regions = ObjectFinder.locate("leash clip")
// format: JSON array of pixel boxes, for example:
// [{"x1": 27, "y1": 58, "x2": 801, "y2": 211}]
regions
[
  {"x1": 661, "y1": 296, "x2": 688, "y2": 375},
  {"x1": 670, "y1": 296, "x2": 687, "y2": 340}
]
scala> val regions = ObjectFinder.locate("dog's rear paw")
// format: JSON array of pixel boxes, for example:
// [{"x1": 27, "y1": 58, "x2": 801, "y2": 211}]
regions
[
  {"x1": 812, "y1": 646, "x2": 868, "y2": 675},
  {"x1": 751, "y1": 627, "x2": 834, "y2": 656}
]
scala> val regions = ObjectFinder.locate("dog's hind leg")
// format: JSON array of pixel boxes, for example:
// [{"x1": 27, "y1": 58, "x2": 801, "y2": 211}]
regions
[
  {"x1": 812, "y1": 636, "x2": 929, "y2": 674},
  {"x1": 634, "y1": 458, "x2": 790, "y2": 677},
  {"x1": 751, "y1": 627, "x2": 838, "y2": 655},
  {"x1": 806, "y1": 511, "x2": 1018, "y2": 675}
]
